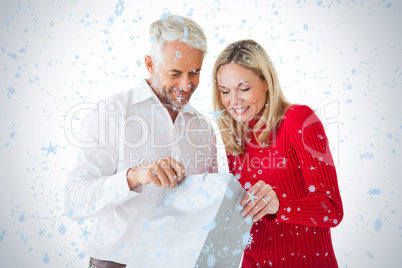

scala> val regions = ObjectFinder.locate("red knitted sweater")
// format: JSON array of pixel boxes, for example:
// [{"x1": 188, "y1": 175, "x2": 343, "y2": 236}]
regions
[{"x1": 227, "y1": 105, "x2": 343, "y2": 268}]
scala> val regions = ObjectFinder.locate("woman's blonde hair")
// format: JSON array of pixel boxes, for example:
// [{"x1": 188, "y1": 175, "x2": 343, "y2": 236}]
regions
[{"x1": 212, "y1": 39, "x2": 290, "y2": 155}]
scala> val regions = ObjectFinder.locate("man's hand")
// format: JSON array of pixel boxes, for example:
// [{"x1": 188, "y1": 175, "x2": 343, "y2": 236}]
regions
[
  {"x1": 241, "y1": 180, "x2": 279, "y2": 222},
  {"x1": 126, "y1": 157, "x2": 185, "y2": 190}
]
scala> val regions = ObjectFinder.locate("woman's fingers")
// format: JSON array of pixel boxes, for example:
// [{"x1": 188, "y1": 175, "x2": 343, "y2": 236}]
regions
[
  {"x1": 242, "y1": 180, "x2": 279, "y2": 221},
  {"x1": 252, "y1": 204, "x2": 271, "y2": 222},
  {"x1": 266, "y1": 190, "x2": 279, "y2": 214},
  {"x1": 242, "y1": 181, "x2": 267, "y2": 215},
  {"x1": 241, "y1": 181, "x2": 264, "y2": 205},
  {"x1": 243, "y1": 197, "x2": 269, "y2": 219}
]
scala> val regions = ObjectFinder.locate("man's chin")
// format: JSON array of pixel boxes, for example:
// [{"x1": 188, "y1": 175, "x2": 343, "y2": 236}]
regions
[
  {"x1": 168, "y1": 96, "x2": 191, "y2": 109},
  {"x1": 170, "y1": 102, "x2": 189, "y2": 111}
]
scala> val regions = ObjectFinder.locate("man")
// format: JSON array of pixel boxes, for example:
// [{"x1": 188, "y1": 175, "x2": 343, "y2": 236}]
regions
[{"x1": 65, "y1": 14, "x2": 217, "y2": 268}]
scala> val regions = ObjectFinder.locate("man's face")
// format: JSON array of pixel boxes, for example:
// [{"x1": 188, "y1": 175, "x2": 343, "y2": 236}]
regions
[{"x1": 150, "y1": 41, "x2": 204, "y2": 110}]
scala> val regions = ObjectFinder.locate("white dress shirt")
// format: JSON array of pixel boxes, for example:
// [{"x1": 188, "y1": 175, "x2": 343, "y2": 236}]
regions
[{"x1": 64, "y1": 79, "x2": 217, "y2": 264}]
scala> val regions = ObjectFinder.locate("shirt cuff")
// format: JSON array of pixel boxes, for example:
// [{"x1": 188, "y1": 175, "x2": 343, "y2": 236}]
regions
[{"x1": 104, "y1": 168, "x2": 143, "y2": 203}]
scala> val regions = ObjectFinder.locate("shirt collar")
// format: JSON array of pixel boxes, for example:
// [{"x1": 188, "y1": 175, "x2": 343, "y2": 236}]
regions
[
  {"x1": 131, "y1": 79, "x2": 197, "y2": 116},
  {"x1": 180, "y1": 103, "x2": 197, "y2": 116},
  {"x1": 131, "y1": 79, "x2": 154, "y2": 105}
]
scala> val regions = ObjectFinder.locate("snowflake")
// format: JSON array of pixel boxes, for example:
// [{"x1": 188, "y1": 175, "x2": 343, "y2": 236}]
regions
[
  {"x1": 374, "y1": 219, "x2": 382, "y2": 231},
  {"x1": 207, "y1": 254, "x2": 216, "y2": 267},
  {"x1": 225, "y1": 186, "x2": 234, "y2": 199},
  {"x1": 232, "y1": 249, "x2": 241, "y2": 256},
  {"x1": 245, "y1": 189, "x2": 258, "y2": 206},
  {"x1": 241, "y1": 232, "x2": 253, "y2": 249},
  {"x1": 365, "y1": 251, "x2": 374, "y2": 259},
  {"x1": 201, "y1": 220, "x2": 217, "y2": 231},
  {"x1": 235, "y1": 137, "x2": 242, "y2": 146},
  {"x1": 386, "y1": 133, "x2": 393, "y2": 139},
  {"x1": 360, "y1": 152, "x2": 374, "y2": 160},
  {"x1": 209, "y1": 106, "x2": 226, "y2": 121},
  {"x1": 175, "y1": 50, "x2": 182, "y2": 58},
  {"x1": 244, "y1": 182, "x2": 251, "y2": 189},
  {"x1": 308, "y1": 185, "x2": 316, "y2": 192},
  {"x1": 368, "y1": 188, "x2": 382, "y2": 195},
  {"x1": 350, "y1": 68, "x2": 358, "y2": 75},
  {"x1": 245, "y1": 216, "x2": 253, "y2": 224},
  {"x1": 115, "y1": 0, "x2": 124, "y2": 17}
]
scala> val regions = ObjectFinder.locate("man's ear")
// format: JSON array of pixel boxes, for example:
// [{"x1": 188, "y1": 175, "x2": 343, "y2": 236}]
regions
[{"x1": 145, "y1": 55, "x2": 154, "y2": 74}]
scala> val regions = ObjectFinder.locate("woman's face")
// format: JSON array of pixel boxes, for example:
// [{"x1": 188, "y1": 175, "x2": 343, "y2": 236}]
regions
[{"x1": 217, "y1": 63, "x2": 268, "y2": 122}]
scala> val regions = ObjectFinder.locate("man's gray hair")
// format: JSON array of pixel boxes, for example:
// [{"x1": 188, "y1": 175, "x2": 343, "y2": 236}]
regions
[{"x1": 149, "y1": 14, "x2": 207, "y2": 65}]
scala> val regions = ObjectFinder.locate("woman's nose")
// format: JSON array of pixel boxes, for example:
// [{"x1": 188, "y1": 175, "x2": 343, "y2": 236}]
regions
[{"x1": 230, "y1": 91, "x2": 242, "y2": 106}]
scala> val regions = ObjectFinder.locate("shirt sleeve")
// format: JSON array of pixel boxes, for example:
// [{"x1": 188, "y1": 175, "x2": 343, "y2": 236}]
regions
[
  {"x1": 208, "y1": 130, "x2": 219, "y2": 173},
  {"x1": 64, "y1": 104, "x2": 142, "y2": 221},
  {"x1": 274, "y1": 105, "x2": 344, "y2": 228}
]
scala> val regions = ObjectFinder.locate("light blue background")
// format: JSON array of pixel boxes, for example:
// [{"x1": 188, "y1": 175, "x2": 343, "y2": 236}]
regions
[{"x1": 0, "y1": 0, "x2": 401, "y2": 267}]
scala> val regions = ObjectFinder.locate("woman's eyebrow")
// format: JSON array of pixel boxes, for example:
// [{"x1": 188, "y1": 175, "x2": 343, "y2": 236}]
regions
[{"x1": 236, "y1": 81, "x2": 251, "y2": 87}]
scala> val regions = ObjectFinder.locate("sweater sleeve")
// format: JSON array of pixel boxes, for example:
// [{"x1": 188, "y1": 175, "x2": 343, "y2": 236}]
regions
[{"x1": 274, "y1": 105, "x2": 343, "y2": 228}]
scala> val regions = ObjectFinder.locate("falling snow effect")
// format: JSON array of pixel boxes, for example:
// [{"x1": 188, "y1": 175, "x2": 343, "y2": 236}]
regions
[
  {"x1": 241, "y1": 232, "x2": 253, "y2": 249},
  {"x1": 374, "y1": 219, "x2": 382, "y2": 231},
  {"x1": 209, "y1": 106, "x2": 226, "y2": 120},
  {"x1": 225, "y1": 186, "x2": 234, "y2": 199},
  {"x1": 175, "y1": 50, "x2": 182, "y2": 58},
  {"x1": 201, "y1": 220, "x2": 217, "y2": 231},
  {"x1": 115, "y1": 0, "x2": 124, "y2": 17},
  {"x1": 43, "y1": 254, "x2": 50, "y2": 264},
  {"x1": 366, "y1": 252, "x2": 374, "y2": 259},
  {"x1": 207, "y1": 254, "x2": 217, "y2": 267},
  {"x1": 368, "y1": 188, "x2": 382, "y2": 195},
  {"x1": 245, "y1": 189, "x2": 258, "y2": 206},
  {"x1": 0, "y1": 0, "x2": 400, "y2": 267},
  {"x1": 360, "y1": 152, "x2": 374, "y2": 160},
  {"x1": 244, "y1": 182, "x2": 251, "y2": 189},
  {"x1": 18, "y1": 213, "x2": 25, "y2": 222},
  {"x1": 58, "y1": 223, "x2": 67, "y2": 235}
]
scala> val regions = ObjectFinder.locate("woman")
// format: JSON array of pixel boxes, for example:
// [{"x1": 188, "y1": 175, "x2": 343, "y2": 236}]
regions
[{"x1": 212, "y1": 39, "x2": 343, "y2": 267}]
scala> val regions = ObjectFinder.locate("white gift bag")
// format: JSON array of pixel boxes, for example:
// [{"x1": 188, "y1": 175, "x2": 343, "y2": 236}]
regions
[{"x1": 126, "y1": 172, "x2": 254, "y2": 268}]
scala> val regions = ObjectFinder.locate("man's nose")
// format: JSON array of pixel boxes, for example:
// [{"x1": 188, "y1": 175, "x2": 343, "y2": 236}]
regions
[{"x1": 177, "y1": 76, "x2": 192, "y2": 92}]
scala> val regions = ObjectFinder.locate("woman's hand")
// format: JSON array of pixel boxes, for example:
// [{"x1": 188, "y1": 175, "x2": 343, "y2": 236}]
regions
[{"x1": 241, "y1": 180, "x2": 279, "y2": 222}]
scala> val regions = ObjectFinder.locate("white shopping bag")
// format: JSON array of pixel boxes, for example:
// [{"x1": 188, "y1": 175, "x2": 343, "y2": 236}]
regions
[{"x1": 126, "y1": 172, "x2": 254, "y2": 268}]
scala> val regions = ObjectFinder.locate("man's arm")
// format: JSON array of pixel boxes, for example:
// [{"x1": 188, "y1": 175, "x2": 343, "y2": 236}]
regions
[
  {"x1": 208, "y1": 130, "x2": 219, "y2": 173},
  {"x1": 64, "y1": 106, "x2": 141, "y2": 221},
  {"x1": 64, "y1": 104, "x2": 186, "y2": 220}
]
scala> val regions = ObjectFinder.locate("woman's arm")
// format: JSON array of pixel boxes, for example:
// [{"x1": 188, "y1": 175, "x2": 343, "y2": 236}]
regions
[{"x1": 274, "y1": 105, "x2": 344, "y2": 228}]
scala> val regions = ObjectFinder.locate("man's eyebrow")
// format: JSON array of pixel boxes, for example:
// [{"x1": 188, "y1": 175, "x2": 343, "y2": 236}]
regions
[
  {"x1": 191, "y1": 68, "x2": 201, "y2": 73},
  {"x1": 168, "y1": 69, "x2": 182, "y2": 73}
]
